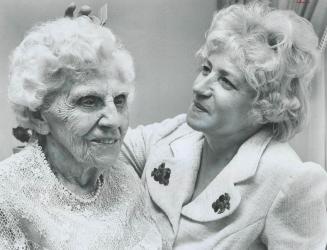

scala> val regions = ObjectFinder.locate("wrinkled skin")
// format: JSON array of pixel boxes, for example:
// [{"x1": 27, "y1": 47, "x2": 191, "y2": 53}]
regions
[{"x1": 42, "y1": 73, "x2": 132, "y2": 170}]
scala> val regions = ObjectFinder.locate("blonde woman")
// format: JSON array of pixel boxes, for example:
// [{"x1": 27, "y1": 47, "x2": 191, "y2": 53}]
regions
[{"x1": 120, "y1": 2, "x2": 327, "y2": 249}]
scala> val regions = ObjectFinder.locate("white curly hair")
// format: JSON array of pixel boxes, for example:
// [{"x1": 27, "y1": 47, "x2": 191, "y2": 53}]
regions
[{"x1": 8, "y1": 17, "x2": 135, "y2": 129}]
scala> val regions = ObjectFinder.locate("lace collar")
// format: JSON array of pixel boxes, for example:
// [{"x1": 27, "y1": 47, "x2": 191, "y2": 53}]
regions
[{"x1": 29, "y1": 142, "x2": 105, "y2": 205}]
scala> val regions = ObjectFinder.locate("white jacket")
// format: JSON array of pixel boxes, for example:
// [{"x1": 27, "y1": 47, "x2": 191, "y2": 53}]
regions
[{"x1": 120, "y1": 114, "x2": 327, "y2": 250}]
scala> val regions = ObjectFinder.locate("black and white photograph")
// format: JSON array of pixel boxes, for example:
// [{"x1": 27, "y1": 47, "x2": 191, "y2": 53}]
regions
[{"x1": 0, "y1": 0, "x2": 326, "y2": 249}]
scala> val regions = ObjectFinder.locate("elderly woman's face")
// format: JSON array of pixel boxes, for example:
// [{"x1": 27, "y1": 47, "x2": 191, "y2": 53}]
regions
[
  {"x1": 187, "y1": 52, "x2": 260, "y2": 137},
  {"x1": 42, "y1": 74, "x2": 131, "y2": 166}
]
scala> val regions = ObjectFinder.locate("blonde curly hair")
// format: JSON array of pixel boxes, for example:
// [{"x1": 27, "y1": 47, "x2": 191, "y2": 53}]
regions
[{"x1": 197, "y1": 1, "x2": 320, "y2": 140}]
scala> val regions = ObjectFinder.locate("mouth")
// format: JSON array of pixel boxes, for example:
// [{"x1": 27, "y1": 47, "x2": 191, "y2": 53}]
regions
[
  {"x1": 90, "y1": 138, "x2": 120, "y2": 145},
  {"x1": 192, "y1": 101, "x2": 208, "y2": 113}
]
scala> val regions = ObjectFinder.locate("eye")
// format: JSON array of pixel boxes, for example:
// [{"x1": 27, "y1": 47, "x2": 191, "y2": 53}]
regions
[
  {"x1": 201, "y1": 64, "x2": 211, "y2": 76},
  {"x1": 114, "y1": 94, "x2": 127, "y2": 108},
  {"x1": 77, "y1": 95, "x2": 103, "y2": 108},
  {"x1": 218, "y1": 77, "x2": 237, "y2": 90}
]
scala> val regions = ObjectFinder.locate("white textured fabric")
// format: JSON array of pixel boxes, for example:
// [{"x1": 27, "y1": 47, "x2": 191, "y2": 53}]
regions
[{"x1": 0, "y1": 142, "x2": 162, "y2": 250}]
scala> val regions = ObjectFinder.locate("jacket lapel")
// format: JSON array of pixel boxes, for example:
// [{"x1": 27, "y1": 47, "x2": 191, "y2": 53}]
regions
[
  {"x1": 145, "y1": 126, "x2": 203, "y2": 233},
  {"x1": 181, "y1": 129, "x2": 272, "y2": 222},
  {"x1": 181, "y1": 165, "x2": 241, "y2": 222},
  {"x1": 229, "y1": 129, "x2": 273, "y2": 184},
  {"x1": 145, "y1": 126, "x2": 272, "y2": 228}
]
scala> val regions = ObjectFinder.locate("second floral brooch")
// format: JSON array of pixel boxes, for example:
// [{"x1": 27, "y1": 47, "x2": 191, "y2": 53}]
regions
[{"x1": 212, "y1": 193, "x2": 230, "y2": 214}]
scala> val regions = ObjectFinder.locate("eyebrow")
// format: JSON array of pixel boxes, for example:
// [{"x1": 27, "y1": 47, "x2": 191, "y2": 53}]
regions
[
  {"x1": 113, "y1": 91, "x2": 130, "y2": 98},
  {"x1": 70, "y1": 89, "x2": 105, "y2": 100},
  {"x1": 218, "y1": 69, "x2": 229, "y2": 77},
  {"x1": 70, "y1": 87, "x2": 130, "y2": 100}
]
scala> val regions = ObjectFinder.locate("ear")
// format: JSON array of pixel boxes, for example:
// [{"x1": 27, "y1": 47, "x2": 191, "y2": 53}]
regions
[{"x1": 28, "y1": 110, "x2": 50, "y2": 135}]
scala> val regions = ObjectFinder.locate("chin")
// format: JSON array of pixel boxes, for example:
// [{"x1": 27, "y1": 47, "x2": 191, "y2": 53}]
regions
[
  {"x1": 79, "y1": 144, "x2": 120, "y2": 167},
  {"x1": 97, "y1": 155, "x2": 118, "y2": 167},
  {"x1": 90, "y1": 150, "x2": 120, "y2": 166},
  {"x1": 186, "y1": 111, "x2": 207, "y2": 132}
]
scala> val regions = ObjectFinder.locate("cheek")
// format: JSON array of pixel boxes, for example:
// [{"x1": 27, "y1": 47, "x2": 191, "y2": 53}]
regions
[
  {"x1": 237, "y1": 93, "x2": 255, "y2": 115},
  {"x1": 45, "y1": 103, "x2": 72, "y2": 135},
  {"x1": 212, "y1": 92, "x2": 253, "y2": 122},
  {"x1": 229, "y1": 99, "x2": 255, "y2": 126},
  {"x1": 66, "y1": 111, "x2": 101, "y2": 136},
  {"x1": 212, "y1": 91, "x2": 235, "y2": 115},
  {"x1": 120, "y1": 109, "x2": 130, "y2": 138}
]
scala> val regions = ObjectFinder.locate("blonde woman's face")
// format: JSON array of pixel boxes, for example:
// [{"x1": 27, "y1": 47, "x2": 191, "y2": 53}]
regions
[
  {"x1": 42, "y1": 75, "x2": 131, "y2": 166},
  {"x1": 187, "y1": 52, "x2": 261, "y2": 137}
]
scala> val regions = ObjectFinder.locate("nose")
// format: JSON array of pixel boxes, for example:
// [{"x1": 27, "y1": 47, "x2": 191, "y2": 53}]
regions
[
  {"x1": 192, "y1": 74, "x2": 212, "y2": 99},
  {"x1": 97, "y1": 102, "x2": 120, "y2": 129}
]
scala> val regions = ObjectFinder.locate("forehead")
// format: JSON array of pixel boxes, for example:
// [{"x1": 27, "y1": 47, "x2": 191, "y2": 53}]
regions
[
  {"x1": 68, "y1": 76, "x2": 132, "y2": 97},
  {"x1": 207, "y1": 52, "x2": 240, "y2": 74},
  {"x1": 208, "y1": 52, "x2": 256, "y2": 95},
  {"x1": 209, "y1": 52, "x2": 245, "y2": 79}
]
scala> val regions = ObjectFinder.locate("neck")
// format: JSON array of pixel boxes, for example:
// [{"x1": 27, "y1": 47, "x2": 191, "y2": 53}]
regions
[
  {"x1": 43, "y1": 135, "x2": 101, "y2": 195},
  {"x1": 203, "y1": 127, "x2": 260, "y2": 165}
]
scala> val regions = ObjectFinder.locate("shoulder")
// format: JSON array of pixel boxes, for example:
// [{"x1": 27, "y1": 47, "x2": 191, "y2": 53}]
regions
[
  {"x1": 259, "y1": 141, "x2": 302, "y2": 174},
  {"x1": 148, "y1": 113, "x2": 187, "y2": 134},
  {"x1": 0, "y1": 145, "x2": 40, "y2": 197},
  {"x1": 0, "y1": 148, "x2": 30, "y2": 177},
  {"x1": 259, "y1": 142, "x2": 327, "y2": 249},
  {"x1": 132, "y1": 113, "x2": 187, "y2": 136},
  {"x1": 257, "y1": 140, "x2": 327, "y2": 194},
  {"x1": 124, "y1": 113, "x2": 189, "y2": 145},
  {"x1": 153, "y1": 114, "x2": 196, "y2": 143},
  {"x1": 120, "y1": 114, "x2": 196, "y2": 176}
]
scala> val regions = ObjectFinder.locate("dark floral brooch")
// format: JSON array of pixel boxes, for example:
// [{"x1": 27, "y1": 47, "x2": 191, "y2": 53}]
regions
[
  {"x1": 212, "y1": 193, "x2": 230, "y2": 214},
  {"x1": 151, "y1": 163, "x2": 171, "y2": 186}
]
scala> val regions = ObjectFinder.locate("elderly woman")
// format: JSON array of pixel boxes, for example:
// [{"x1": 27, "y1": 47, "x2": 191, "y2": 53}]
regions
[
  {"x1": 120, "y1": 2, "x2": 327, "y2": 249},
  {"x1": 0, "y1": 17, "x2": 162, "y2": 249}
]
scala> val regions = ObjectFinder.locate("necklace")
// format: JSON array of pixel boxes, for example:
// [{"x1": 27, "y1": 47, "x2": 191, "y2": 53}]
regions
[
  {"x1": 34, "y1": 142, "x2": 105, "y2": 204},
  {"x1": 59, "y1": 174, "x2": 104, "y2": 204}
]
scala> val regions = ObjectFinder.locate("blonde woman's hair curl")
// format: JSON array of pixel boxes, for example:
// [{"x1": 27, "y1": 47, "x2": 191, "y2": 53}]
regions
[{"x1": 197, "y1": 1, "x2": 320, "y2": 141}]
